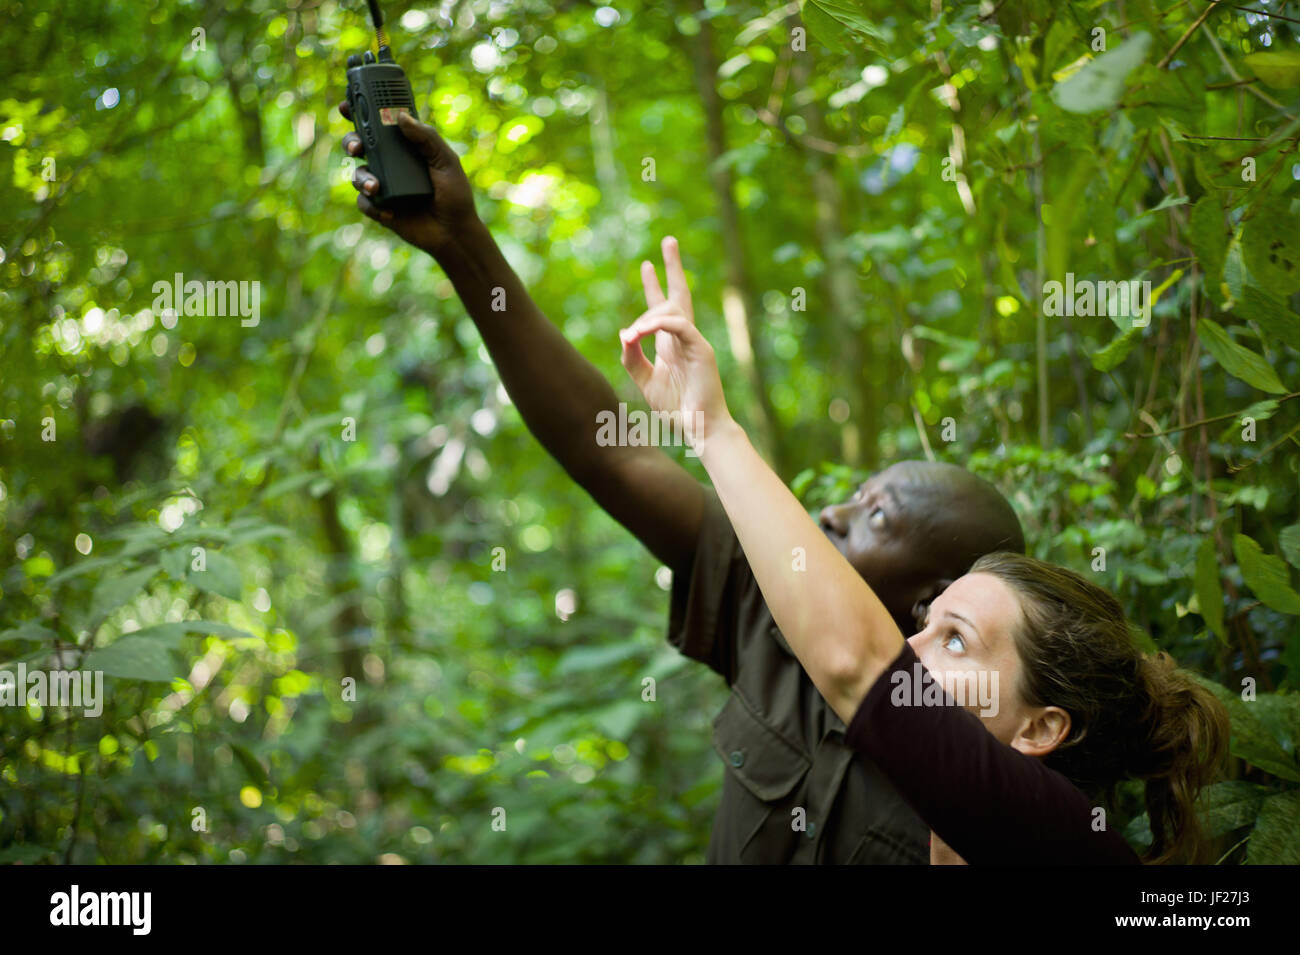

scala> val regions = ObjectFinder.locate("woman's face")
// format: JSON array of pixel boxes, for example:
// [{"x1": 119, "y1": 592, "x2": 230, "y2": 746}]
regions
[{"x1": 907, "y1": 572, "x2": 1066, "y2": 754}]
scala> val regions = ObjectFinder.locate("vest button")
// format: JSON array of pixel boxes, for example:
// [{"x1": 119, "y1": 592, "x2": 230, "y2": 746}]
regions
[{"x1": 729, "y1": 750, "x2": 745, "y2": 768}]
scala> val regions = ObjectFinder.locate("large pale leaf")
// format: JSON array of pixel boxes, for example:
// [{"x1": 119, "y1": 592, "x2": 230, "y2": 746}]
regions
[
  {"x1": 1234, "y1": 533, "x2": 1300, "y2": 614},
  {"x1": 84, "y1": 637, "x2": 180, "y2": 683},
  {"x1": 1051, "y1": 32, "x2": 1151, "y2": 113},
  {"x1": 1243, "y1": 51, "x2": 1300, "y2": 89},
  {"x1": 1197, "y1": 319, "x2": 1288, "y2": 394}
]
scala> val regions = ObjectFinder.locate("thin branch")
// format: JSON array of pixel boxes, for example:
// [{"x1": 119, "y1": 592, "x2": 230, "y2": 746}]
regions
[
  {"x1": 1157, "y1": 0, "x2": 1222, "y2": 69},
  {"x1": 1221, "y1": 3, "x2": 1300, "y2": 26},
  {"x1": 1125, "y1": 392, "x2": 1300, "y2": 438},
  {"x1": 1200, "y1": 22, "x2": 1294, "y2": 115}
]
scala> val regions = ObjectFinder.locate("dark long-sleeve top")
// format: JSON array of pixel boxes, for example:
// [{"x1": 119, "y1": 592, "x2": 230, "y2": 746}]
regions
[{"x1": 845, "y1": 641, "x2": 1141, "y2": 865}]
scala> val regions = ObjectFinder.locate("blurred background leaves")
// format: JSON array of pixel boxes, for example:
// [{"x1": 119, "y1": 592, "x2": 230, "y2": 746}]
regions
[{"x1": 1, "y1": 0, "x2": 1298, "y2": 863}]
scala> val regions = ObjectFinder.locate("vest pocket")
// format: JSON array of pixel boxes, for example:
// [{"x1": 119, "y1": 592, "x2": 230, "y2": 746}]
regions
[{"x1": 712, "y1": 691, "x2": 811, "y2": 861}]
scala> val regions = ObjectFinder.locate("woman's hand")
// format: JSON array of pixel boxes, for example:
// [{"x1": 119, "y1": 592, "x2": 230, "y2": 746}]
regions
[{"x1": 619, "y1": 237, "x2": 732, "y2": 451}]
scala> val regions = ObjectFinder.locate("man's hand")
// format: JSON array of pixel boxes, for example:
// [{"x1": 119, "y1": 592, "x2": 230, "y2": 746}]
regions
[
  {"x1": 339, "y1": 100, "x2": 478, "y2": 255},
  {"x1": 619, "y1": 237, "x2": 732, "y2": 452}
]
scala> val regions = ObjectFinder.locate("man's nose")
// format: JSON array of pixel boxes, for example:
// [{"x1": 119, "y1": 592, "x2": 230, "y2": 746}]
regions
[{"x1": 819, "y1": 504, "x2": 850, "y2": 536}]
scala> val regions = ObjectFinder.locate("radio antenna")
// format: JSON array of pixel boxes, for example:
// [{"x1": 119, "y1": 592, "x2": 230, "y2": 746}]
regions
[{"x1": 366, "y1": 0, "x2": 389, "y2": 51}]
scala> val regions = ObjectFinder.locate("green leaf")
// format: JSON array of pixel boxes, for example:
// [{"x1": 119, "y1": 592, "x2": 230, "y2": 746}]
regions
[
  {"x1": 1197, "y1": 319, "x2": 1288, "y2": 394},
  {"x1": 1193, "y1": 676, "x2": 1300, "y2": 782},
  {"x1": 1091, "y1": 322, "x2": 1142, "y2": 371},
  {"x1": 801, "y1": 1, "x2": 888, "y2": 52},
  {"x1": 1194, "y1": 536, "x2": 1226, "y2": 642},
  {"x1": 0, "y1": 845, "x2": 57, "y2": 864},
  {"x1": 1188, "y1": 196, "x2": 1227, "y2": 294},
  {"x1": 179, "y1": 620, "x2": 257, "y2": 640},
  {"x1": 230, "y1": 743, "x2": 271, "y2": 788},
  {"x1": 89, "y1": 566, "x2": 159, "y2": 623},
  {"x1": 228, "y1": 523, "x2": 291, "y2": 546},
  {"x1": 1242, "y1": 215, "x2": 1300, "y2": 296},
  {"x1": 1050, "y1": 31, "x2": 1151, "y2": 114},
  {"x1": 0, "y1": 621, "x2": 59, "y2": 643},
  {"x1": 1280, "y1": 524, "x2": 1300, "y2": 570},
  {"x1": 883, "y1": 104, "x2": 904, "y2": 140},
  {"x1": 797, "y1": 1, "x2": 847, "y2": 53},
  {"x1": 160, "y1": 546, "x2": 190, "y2": 581},
  {"x1": 555, "y1": 642, "x2": 643, "y2": 675},
  {"x1": 1243, "y1": 51, "x2": 1300, "y2": 90},
  {"x1": 1196, "y1": 781, "x2": 1271, "y2": 838},
  {"x1": 188, "y1": 551, "x2": 243, "y2": 601},
  {"x1": 110, "y1": 620, "x2": 255, "y2": 644},
  {"x1": 591, "y1": 700, "x2": 645, "y2": 739},
  {"x1": 1234, "y1": 533, "x2": 1300, "y2": 614},
  {"x1": 1253, "y1": 693, "x2": 1300, "y2": 757},
  {"x1": 1246, "y1": 791, "x2": 1300, "y2": 864},
  {"x1": 1234, "y1": 285, "x2": 1300, "y2": 349},
  {"x1": 262, "y1": 471, "x2": 324, "y2": 501},
  {"x1": 84, "y1": 636, "x2": 180, "y2": 682},
  {"x1": 47, "y1": 555, "x2": 124, "y2": 587}
]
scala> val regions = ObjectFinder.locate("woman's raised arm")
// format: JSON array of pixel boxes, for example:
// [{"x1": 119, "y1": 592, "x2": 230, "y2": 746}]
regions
[{"x1": 620, "y1": 238, "x2": 905, "y2": 722}]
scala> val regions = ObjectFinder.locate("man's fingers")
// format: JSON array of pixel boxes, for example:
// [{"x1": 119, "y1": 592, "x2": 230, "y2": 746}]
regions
[
  {"x1": 397, "y1": 112, "x2": 453, "y2": 166},
  {"x1": 351, "y1": 164, "x2": 380, "y2": 196},
  {"x1": 338, "y1": 100, "x2": 352, "y2": 121},
  {"x1": 342, "y1": 132, "x2": 364, "y2": 158},
  {"x1": 641, "y1": 260, "x2": 666, "y2": 308},
  {"x1": 356, "y1": 193, "x2": 393, "y2": 224},
  {"x1": 662, "y1": 236, "x2": 691, "y2": 316}
]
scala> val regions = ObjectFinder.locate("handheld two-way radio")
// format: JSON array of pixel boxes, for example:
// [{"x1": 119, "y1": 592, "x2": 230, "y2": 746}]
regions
[{"x1": 345, "y1": 0, "x2": 435, "y2": 207}]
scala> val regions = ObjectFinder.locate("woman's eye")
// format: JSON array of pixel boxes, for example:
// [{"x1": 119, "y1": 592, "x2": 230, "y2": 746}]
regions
[
  {"x1": 942, "y1": 632, "x2": 965, "y2": 653},
  {"x1": 868, "y1": 507, "x2": 885, "y2": 528}
]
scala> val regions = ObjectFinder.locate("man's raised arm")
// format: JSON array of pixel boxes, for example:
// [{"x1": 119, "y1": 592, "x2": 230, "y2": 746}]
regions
[{"x1": 339, "y1": 103, "x2": 703, "y2": 572}]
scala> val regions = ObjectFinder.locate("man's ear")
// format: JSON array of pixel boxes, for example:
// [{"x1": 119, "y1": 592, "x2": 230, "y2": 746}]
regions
[{"x1": 910, "y1": 578, "x2": 954, "y2": 633}]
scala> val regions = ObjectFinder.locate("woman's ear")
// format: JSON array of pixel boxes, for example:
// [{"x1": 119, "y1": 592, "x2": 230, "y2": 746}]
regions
[
  {"x1": 1010, "y1": 706, "x2": 1072, "y2": 758},
  {"x1": 910, "y1": 578, "x2": 955, "y2": 633}
]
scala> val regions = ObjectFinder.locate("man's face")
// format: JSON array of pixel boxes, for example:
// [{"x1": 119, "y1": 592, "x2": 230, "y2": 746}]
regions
[{"x1": 817, "y1": 462, "x2": 953, "y2": 632}]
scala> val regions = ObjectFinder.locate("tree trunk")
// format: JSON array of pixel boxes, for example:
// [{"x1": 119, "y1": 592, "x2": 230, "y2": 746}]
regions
[{"x1": 689, "y1": 2, "x2": 787, "y2": 475}]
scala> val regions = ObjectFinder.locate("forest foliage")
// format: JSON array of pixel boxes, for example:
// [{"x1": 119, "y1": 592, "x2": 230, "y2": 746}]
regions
[{"x1": 1, "y1": 0, "x2": 1299, "y2": 864}]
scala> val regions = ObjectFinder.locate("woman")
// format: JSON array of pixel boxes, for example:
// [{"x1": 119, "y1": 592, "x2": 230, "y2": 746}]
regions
[{"x1": 619, "y1": 237, "x2": 1229, "y2": 865}]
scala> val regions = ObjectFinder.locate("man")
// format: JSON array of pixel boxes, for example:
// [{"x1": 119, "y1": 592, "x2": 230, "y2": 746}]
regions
[{"x1": 338, "y1": 106, "x2": 1025, "y2": 863}]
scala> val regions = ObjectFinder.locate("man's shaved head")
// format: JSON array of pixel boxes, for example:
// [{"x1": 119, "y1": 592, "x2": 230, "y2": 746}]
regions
[{"x1": 818, "y1": 460, "x2": 1024, "y2": 635}]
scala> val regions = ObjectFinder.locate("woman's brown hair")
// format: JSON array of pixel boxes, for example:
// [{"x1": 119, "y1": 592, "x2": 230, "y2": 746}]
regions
[{"x1": 969, "y1": 551, "x2": 1230, "y2": 864}]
